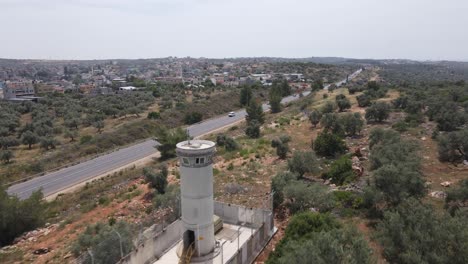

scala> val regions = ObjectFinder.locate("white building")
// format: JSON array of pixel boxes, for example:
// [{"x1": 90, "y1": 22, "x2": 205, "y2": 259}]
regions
[{"x1": 119, "y1": 86, "x2": 137, "y2": 91}]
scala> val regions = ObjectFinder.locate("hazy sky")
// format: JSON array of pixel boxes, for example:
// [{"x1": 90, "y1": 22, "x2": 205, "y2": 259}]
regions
[{"x1": 1, "y1": 0, "x2": 467, "y2": 61}]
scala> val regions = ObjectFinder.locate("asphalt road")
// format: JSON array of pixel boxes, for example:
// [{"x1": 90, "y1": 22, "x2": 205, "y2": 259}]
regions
[{"x1": 8, "y1": 69, "x2": 362, "y2": 199}]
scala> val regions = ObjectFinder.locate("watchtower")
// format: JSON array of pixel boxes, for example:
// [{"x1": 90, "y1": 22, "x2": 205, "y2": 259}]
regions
[{"x1": 176, "y1": 140, "x2": 216, "y2": 258}]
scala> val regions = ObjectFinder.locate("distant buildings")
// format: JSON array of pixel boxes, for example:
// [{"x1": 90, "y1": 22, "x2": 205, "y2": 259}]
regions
[
  {"x1": 283, "y1": 73, "x2": 304, "y2": 81},
  {"x1": 119, "y1": 86, "x2": 137, "y2": 91},
  {"x1": 36, "y1": 83, "x2": 64, "y2": 94},
  {"x1": 2, "y1": 80, "x2": 35, "y2": 100},
  {"x1": 91, "y1": 87, "x2": 114, "y2": 95},
  {"x1": 0, "y1": 82, "x2": 4, "y2": 99},
  {"x1": 78, "y1": 83, "x2": 96, "y2": 94}
]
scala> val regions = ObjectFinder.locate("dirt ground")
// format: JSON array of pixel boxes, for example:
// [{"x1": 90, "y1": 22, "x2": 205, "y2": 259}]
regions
[{"x1": 11, "y1": 178, "x2": 153, "y2": 263}]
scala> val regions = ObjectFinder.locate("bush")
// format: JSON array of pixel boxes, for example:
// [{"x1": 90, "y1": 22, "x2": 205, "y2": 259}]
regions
[
  {"x1": 245, "y1": 121, "x2": 261, "y2": 138},
  {"x1": 0, "y1": 150, "x2": 14, "y2": 163},
  {"x1": 348, "y1": 86, "x2": 361, "y2": 94},
  {"x1": 0, "y1": 136, "x2": 20, "y2": 150},
  {"x1": 147, "y1": 111, "x2": 161, "y2": 119},
  {"x1": 365, "y1": 102, "x2": 391, "y2": 122},
  {"x1": 320, "y1": 101, "x2": 336, "y2": 114},
  {"x1": 365, "y1": 128, "x2": 424, "y2": 213},
  {"x1": 333, "y1": 191, "x2": 364, "y2": 209},
  {"x1": 39, "y1": 136, "x2": 59, "y2": 150},
  {"x1": 271, "y1": 135, "x2": 291, "y2": 159},
  {"x1": 373, "y1": 164, "x2": 425, "y2": 206},
  {"x1": 216, "y1": 134, "x2": 239, "y2": 151},
  {"x1": 283, "y1": 181, "x2": 335, "y2": 213},
  {"x1": 313, "y1": 132, "x2": 347, "y2": 158},
  {"x1": 0, "y1": 188, "x2": 46, "y2": 246},
  {"x1": 367, "y1": 81, "x2": 380, "y2": 90},
  {"x1": 284, "y1": 212, "x2": 340, "y2": 240},
  {"x1": 183, "y1": 111, "x2": 203, "y2": 125},
  {"x1": 341, "y1": 113, "x2": 364, "y2": 136},
  {"x1": 287, "y1": 151, "x2": 320, "y2": 177},
  {"x1": 271, "y1": 172, "x2": 298, "y2": 208},
  {"x1": 322, "y1": 155, "x2": 355, "y2": 185},
  {"x1": 445, "y1": 179, "x2": 468, "y2": 216},
  {"x1": 267, "y1": 212, "x2": 373, "y2": 264},
  {"x1": 80, "y1": 135, "x2": 93, "y2": 145},
  {"x1": 320, "y1": 113, "x2": 343, "y2": 135},
  {"x1": 377, "y1": 199, "x2": 468, "y2": 264},
  {"x1": 437, "y1": 129, "x2": 468, "y2": 162},
  {"x1": 356, "y1": 94, "x2": 372, "y2": 107},
  {"x1": 335, "y1": 94, "x2": 351, "y2": 112},
  {"x1": 143, "y1": 165, "x2": 168, "y2": 194},
  {"x1": 72, "y1": 221, "x2": 133, "y2": 263},
  {"x1": 392, "y1": 121, "x2": 409, "y2": 132},
  {"x1": 308, "y1": 110, "x2": 322, "y2": 128},
  {"x1": 153, "y1": 185, "x2": 180, "y2": 222}
]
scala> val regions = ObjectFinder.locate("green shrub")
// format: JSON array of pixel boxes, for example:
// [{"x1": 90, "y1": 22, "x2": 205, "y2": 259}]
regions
[
  {"x1": 267, "y1": 212, "x2": 373, "y2": 264},
  {"x1": 313, "y1": 132, "x2": 347, "y2": 158},
  {"x1": 287, "y1": 151, "x2": 320, "y2": 177},
  {"x1": 0, "y1": 188, "x2": 46, "y2": 246},
  {"x1": 183, "y1": 111, "x2": 203, "y2": 124},
  {"x1": 392, "y1": 121, "x2": 409, "y2": 132},
  {"x1": 80, "y1": 135, "x2": 93, "y2": 145},
  {"x1": 333, "y1": 191, "x2": 363, "y2": 209},
  {"x1": 147, "y1": 111, "x2": 161, "y2": 119},
  {"x1": 322, "y1": 155, "x2": 355, "y2": 185},
  {"x1": 72, "y1": 221, "x2": 134, "y2": 263}
]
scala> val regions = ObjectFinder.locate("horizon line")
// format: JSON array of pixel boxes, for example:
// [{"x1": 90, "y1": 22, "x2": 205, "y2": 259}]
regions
[{"x1": 0, "y1": 56, "x2": 467, "y2": 63}]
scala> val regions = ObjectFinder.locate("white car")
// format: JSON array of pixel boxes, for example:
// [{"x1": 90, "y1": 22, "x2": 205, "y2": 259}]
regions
[{"x1": 228, "y1": 112, "x2": 236, "y2": 117}]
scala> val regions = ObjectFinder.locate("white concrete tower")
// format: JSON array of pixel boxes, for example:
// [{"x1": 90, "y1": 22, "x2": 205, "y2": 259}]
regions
[{"x1": 176, "y1": 140, "x2": 216, "y2": 257}]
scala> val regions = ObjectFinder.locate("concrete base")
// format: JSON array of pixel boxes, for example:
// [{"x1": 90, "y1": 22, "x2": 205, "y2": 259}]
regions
[{"x1": 154, "y1": 224, "x2": 255, "y2": 264}]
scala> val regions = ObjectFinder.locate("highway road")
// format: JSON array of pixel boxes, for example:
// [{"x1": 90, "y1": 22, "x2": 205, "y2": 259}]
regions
[{"x1": 8, "y1": 69, "x2": 362, "y2": 199}]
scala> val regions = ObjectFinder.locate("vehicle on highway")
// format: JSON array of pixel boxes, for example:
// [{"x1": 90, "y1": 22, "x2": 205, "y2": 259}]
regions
[{"x1": 228, "y1": 111, "x2": 236, "y2": 117}]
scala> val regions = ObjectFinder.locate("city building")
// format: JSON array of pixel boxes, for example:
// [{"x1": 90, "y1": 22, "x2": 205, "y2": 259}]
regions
[
  {"x1": 2, "y1": 80, "x2": 35, "y2": 99},
  {"x1": 36, "y1": 83, "x2": 65, "y2": 94}
]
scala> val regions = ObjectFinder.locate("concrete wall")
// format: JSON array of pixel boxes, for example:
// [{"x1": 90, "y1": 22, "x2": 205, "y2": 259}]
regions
[
  {"x1": 118, "y1": 220, "x2": 183, "y2": 264},
  {"x1": 214, "y1": 201, "x2": 274, "y2": 233},
  {"x1": 225, "y1": 223, "x2": 273, "y2": 264},
  {"x1": 215, "y1": 201, "x2": 276, "y2": 264},
  {"x1": 117, "y1": 202, "x2": 274, "y2": 264}
]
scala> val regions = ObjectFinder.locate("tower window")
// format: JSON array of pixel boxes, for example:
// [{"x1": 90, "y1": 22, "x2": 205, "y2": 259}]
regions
[
  {"x1": 195, "y1": 157, "x2": 205, "y2": 164},
  {"x1": 182, "y1": 158, "x2": 189, "y2": 165}
]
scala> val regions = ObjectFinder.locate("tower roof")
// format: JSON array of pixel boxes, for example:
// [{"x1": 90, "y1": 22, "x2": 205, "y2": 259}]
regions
[{"x1": 176, "y1": 140, "x2": 215, "y2": 151}]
